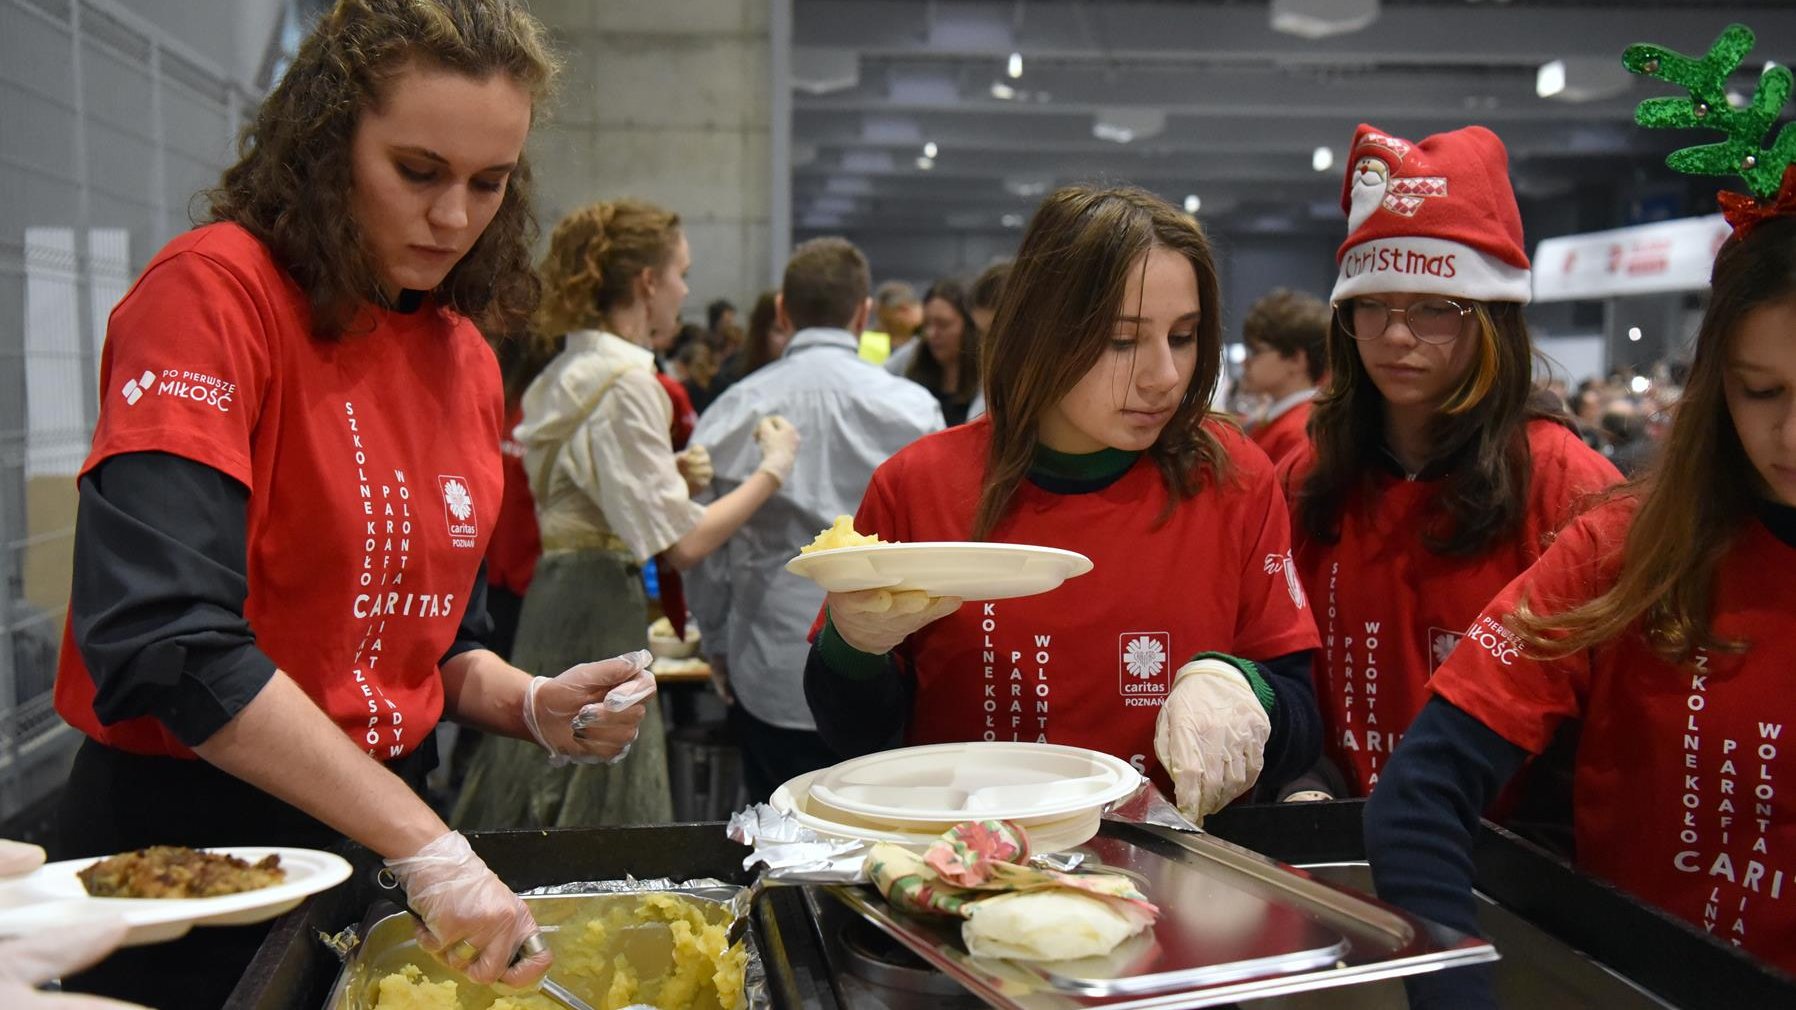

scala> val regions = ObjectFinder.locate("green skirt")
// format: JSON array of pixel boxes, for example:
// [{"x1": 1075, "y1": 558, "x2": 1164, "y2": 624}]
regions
[{"x1": 451, "y1": 549, "x2": 672, "y2": 829}]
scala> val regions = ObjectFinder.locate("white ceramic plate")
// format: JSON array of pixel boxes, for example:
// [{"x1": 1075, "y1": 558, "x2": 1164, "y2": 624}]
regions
[
  {"x1": 0, "y1": 847, "x2": 353, "y2": 947},
  {"x1": 807, "y1": 742, "x2": 1142, "y2": 825},
  {"x1": 771, "y1": 769, "x2": 1104, "y2": 852},
  {"x1": 784, "y1": 542, "x2": 1093, "y2": 601}
]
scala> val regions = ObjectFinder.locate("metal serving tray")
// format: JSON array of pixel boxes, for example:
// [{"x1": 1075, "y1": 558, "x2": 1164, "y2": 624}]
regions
[
  {"x1": 829, "y1": 821, "x2": 1496, "y2": 1009},
  {"x1": 320, "y1": 887, "x2": 743, "y2": 1010}
]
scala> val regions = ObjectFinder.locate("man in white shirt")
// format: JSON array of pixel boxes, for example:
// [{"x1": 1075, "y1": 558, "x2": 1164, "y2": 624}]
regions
[{"x1": 687, "y1": 239, "x2": 944, "y2": 801}]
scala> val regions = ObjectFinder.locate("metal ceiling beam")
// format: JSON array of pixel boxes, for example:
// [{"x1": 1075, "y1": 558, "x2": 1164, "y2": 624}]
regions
[{"x1": 795, "y1": 1, "x2": 1796, "y2": 67}]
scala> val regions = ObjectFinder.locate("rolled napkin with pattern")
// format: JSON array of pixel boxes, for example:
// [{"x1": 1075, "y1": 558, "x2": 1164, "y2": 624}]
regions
[{"x1": 865, "y1": 820, "x2": 1158, "y2": 961}]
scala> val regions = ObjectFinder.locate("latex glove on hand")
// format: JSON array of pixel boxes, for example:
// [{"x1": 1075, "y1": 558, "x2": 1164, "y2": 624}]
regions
[
  {"x1": 0, "y1": 840, "x2": 147, "y2": 1008},
  {"x1": 383, "y1": 831, "x2": 549, "y2": 988},
  {"x1": 676, "y1": 444, "x2": 714, "y2": 495},
  {"x1": 1154, "y1": 656, "x2": 1272, "y2": 824},
  {"x1": 827, "y1": 589, "x2": 962, "y2": 655},
  {"x1": 753, "y1": 415, "x2": 800, "y2": 487},
  {"x1": 522, "y1": 650, "x2": 656, "y2": 767}
]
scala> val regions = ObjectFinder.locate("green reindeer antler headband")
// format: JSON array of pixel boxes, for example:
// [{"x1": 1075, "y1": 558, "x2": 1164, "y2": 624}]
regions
[{"x1": 1625, "y1": 23, "x2": 1796, "y2": 235}]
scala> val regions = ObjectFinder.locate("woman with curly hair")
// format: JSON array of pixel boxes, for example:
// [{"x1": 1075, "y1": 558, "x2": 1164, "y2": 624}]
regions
[
  {"x1": 452, "y1": 199, "x2": 799, "y2": 831},
  {"x1": 49, "y1": 2, "x2": 636, "y2": 1004}
]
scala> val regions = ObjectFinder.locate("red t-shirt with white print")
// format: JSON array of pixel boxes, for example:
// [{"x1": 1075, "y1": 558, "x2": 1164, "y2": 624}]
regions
[
  {"x1": 54, "y1": 223, "x2": 504, "y2": 761},
  {"x1": 1251, "y1": 399, "x2": 1311, "y2": 468},
  {"x1": 1280, "y1": 420, "x2": 1620, "y2": 794},
  {"x1": 1431, "y1": 498, "x2": 1796, "y2": 974},
  {"x1": 845, "y1": 418, "x2": 1319, "y2": 788}
]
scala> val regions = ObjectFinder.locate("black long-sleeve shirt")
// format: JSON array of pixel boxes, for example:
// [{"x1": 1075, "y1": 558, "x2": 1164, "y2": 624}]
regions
[{"x1": 70, "y1": 451, "x2": 491, "y2": 748}]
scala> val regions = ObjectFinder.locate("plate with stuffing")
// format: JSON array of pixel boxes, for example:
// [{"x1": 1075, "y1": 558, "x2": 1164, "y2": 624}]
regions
[
  {"x1": 0, "y1": 844, "x2": 352, "y2": 945},
  {"x1": 786, "y1": 515, "x2": 1093, "y2": 601}
]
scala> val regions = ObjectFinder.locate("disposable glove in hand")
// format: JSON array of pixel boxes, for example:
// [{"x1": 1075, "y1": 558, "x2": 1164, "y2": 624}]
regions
[
  {"x1": 827, "y1": 589, "x2": 961, "y2": 655},
  {"x1": 753, "y1": 416, "x2": 800, "y2": 486},
  {"x1": 1154, "y1": 657, "x2": 1271, "y2": 823},
  {"x1": 0, "y1": 840, "x2": 147, "y2": 1008},
  {"x1": 676, "y1": 444, "x2": 714, "y2": 494},
  {"x1": 383, "y1": 831, "x2": 550, "y2": 988},
  {"x1": 522, "y1": 650, "x2": 655, "y2": 766}
]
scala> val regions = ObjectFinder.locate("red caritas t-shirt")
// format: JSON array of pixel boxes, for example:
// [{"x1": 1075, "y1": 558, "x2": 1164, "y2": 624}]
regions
[
  {"x1": 1431, "y1": 499, "x2": 1796, "y2": 973},
  {"x1": 1251, "y1": 400, "x2": 1311, "y2": 468},
  {"x1": 1281, "y1": 420, "x2": 1619, "y2": 793},
  {"x1": 484, "y1": 404, "x2": 541, "y2": 596},
  {"x1": 850, "y1": 419, "x2": 1319, "y2": 784},
  {"x1": 55, "y1": 223, "x2": 503, "y2": 761}
]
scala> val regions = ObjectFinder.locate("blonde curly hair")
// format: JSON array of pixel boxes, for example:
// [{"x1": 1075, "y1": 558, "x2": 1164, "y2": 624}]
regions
[{"x1": 535, "y1": 199, "x2": 683, "y2": 339}]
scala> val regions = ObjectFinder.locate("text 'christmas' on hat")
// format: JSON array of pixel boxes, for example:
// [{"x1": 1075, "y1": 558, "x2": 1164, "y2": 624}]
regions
[{"x1": 1331, "y1": 123, "x2": 1532, "y2": 305}]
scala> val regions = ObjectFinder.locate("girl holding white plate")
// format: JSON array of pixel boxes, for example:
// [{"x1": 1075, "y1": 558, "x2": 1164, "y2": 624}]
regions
[{"x1": 804, "y1": 185, "x2": 1324, "y2": 821}]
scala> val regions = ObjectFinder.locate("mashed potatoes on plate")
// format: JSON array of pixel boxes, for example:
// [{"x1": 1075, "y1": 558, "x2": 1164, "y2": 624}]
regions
[
  {"x1": 799, "y1": 515, "x2": 884, "y2": 554},
  {"x1": 370, "y1": 894, "x2": 746, "y2": 1010}
]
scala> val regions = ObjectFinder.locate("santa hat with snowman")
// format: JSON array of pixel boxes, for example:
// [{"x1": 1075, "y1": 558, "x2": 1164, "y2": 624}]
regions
[{"x1": 1331, "y1": 123, "x2": 1533, "y2": 305}]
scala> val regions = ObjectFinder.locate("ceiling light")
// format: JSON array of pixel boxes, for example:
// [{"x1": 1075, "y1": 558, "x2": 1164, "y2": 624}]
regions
[
  {"x1": 1008, "y1": 52, "x2": 1023, "y2": 79},
  {"x1": 990, "y1": 81, "x2": 1017, "y2": 100},
  {"x1": 1630, "y1": 375, "x2": 1650, "y2": 394},
  {"x1": 916, "y1": 156, "x2": 935, "y2": 171},
  {"x1": 1312, "y1": 146, "x2": 1334, "y2": 172},
  {"x1": 1271, "y1": 0, "x2": 1380, "y2": 40},
  {"x1": 923, "y1": 141, "x2": 938, "y2": 159},
  {"x1": 1228, "y1": 343, "x2": 1248, "y2": 364},
  {"x1": 1184, "y1": 194, "x2": 1201, "y2": 214},
  {"x1": 1001, "y1": 213, "x2": 1024, "y2": 228},
  {"x1": 1627, "y1": 326, "x2": 1642, "y2": 342},
  {"x1": 1536, "y1": 60, "x2": 1566, "y2": 99},
  {"x1": 1092, "y1": 108, "x2": 1164, "y2": 145}
]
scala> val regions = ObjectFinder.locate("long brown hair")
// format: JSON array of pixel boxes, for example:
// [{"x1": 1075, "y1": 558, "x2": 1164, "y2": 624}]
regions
[
  {"x1": 973, "y1": 185, "x2": 1229, "y2": 540},
  {"x1": 1295, "y1": 300, "x2": 1563, "y2": 556},
  {"x1": 742, "y1": 290, "x2": 782, "y2": 374},
  {"x1": 907, "y1": 277, "x2": 982, "y2": 405},
  {"x1": 1510, "y1": 216, "x2": 1796, "y2": 663},
  {"x1": 205, "y1": 0, "x2": 558, "y2": 340},
  {"x1": 534, "y1": 199, "x2": 682, "y2": 342}
]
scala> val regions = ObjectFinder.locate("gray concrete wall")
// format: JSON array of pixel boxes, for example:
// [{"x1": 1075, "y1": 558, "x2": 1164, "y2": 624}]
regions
[{"x1": 531, "y1": 0, "x2": 774, "y2": 322}]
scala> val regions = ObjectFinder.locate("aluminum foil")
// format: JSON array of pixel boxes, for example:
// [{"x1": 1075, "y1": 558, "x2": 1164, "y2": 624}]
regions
[{"x1": 726, "y1": 804, "x2": 869, "y2": 883}]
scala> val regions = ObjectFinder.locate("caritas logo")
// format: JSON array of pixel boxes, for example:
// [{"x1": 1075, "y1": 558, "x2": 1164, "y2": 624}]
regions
[
  {"x1": 438, "y1": 474, "x2": 478, "y2": 548},
  {"x1": 1119, "y1": 632, "x2": 1172, "y2": 697}
]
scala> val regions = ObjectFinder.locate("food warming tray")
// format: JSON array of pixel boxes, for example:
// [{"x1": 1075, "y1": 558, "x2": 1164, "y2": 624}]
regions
[{"x1": 828, "y1": 820, "x2": 1495, "y2": 1009}]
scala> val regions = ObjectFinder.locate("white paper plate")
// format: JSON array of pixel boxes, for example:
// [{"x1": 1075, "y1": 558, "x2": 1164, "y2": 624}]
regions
[
  {"x1": 784, "y1": 542, "x2": 1093, "y2": 601},
  {"x1": 771, "y1": 769, "x2": 1104, "y2": 852},
  {"x1": 0, "y1": 846, "x2": 352, "y2": 947},
  {"x1": 807, "y1": 742, "x2": 1142, "y2": 825}
]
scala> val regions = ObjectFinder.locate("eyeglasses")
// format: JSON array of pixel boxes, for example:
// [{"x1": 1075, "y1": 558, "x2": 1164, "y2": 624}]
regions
[{"x1": 1336, "y1": 297, "x2": 1473, "y2": 345}]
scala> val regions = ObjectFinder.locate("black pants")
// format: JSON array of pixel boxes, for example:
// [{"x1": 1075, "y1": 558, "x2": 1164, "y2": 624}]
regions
[
  {"x1": 727, "y1": 703, "x2": 839, "y2": 805},
  {"x1": 55, "y1": 737, "x2": 434, "y2": 1010}
]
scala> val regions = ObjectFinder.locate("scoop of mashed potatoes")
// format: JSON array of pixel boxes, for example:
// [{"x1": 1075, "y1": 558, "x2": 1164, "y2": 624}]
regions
[
  {"x1": 370, "y1": 894, "x2": 746, "y2": 1010},
  {"x1": 800, "y1": 515, "x2": 884, "y2": 554}
]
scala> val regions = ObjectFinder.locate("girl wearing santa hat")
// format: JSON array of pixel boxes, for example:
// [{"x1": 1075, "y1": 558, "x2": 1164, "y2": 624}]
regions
[{"x1": 1280, "y1": 124, "x2": 1620, "y2": 800}]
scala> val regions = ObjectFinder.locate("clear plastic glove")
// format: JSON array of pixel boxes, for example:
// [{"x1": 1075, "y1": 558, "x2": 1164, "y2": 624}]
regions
[
  {"x1": 384, "y1": 831, "x2": 549, "y2": 988},
  {"x1": 0, "y1": 841, "x2": 146, "y2": 1008},
  {"x1": 827, "y1": 589, "x2": 962, "y2": 655},
  {"x1": 522, "y1": 650, "x2": 656, "y2": 767},
  {"x1": 676, "y1": 444, "x2": 714, "y2": 495},
  {"x1": 1154, "y1": 658, "x2": 1272, "y2": 823},
  {"x1": 753, "y1": 415, "x2": 800, "y2": 486}
]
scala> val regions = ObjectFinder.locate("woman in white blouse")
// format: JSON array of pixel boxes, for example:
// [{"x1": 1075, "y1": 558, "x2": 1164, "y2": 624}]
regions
[{"x1": 454, "y1": 199, "x2": 798, "y2": 828}]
